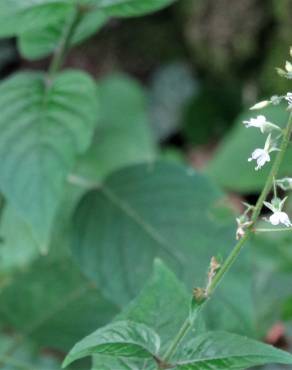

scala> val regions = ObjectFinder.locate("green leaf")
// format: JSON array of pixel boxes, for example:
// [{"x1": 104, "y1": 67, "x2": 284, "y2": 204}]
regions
[
  {"x1": 0, "y1": 205, "x2": 39, "y2": 274},
  {"x1": 92, "y1": 260, "x2": 190, "y2": 370},
  {"x1": 0, "y1": 70, "x2": 98, "y2": 249},
  {"x1": 63, "y1": 321, "x2": 160, "y2": 368},
  {"x1": 0, "y1": 256, "x2": 118, "y2": 351},
  {"x1": 19, "y1": 7, "x2": 108, "y2": 60},
  {"x1": 250, "y1": 230, "x2": 292, "y2": 334},
  {"x1": 205, "y1": 104, "x2": 291, "y2": 193},
  {"x1": 0, "y1": 1, "x2": 72, "y2": 37},
  {"x1": 117, "y1": 259, "x2": 189, "y2": 345},
  {"x1": 92, "y1": 356, "x2": 156, "y2": 370},
  {"x1": 173, "y1": 331, "x2": 292, "y2": 369},
  {"x1": 72, "y1": 162, "x2": 255, "y2": 335},
  {"x1": 0, "y1": 0, "x2": 174, "y2": 39},
  {"x1": 74, "y1": 74, "x2": 156, "y2": 183},
  {"x1": 72, "y1": 162, "x2": 231, "y2": 304},
  {"x1": 99, "y1": 0, "x2": 175, "y2": 17}
]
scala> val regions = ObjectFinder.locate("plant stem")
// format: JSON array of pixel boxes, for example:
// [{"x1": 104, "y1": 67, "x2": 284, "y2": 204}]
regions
[
  {"x1": 255, "y1": 227, "x2": 292, "y2": 233},
  {"x1": 47, "y1": 7, "x2": 82, "y2": 80},
  {"x1": 163, "y1": 318, "x2": 191, "y2": 363},
  {"x1": 161, "y1": 112, "x2": 292, "y2": 366}
]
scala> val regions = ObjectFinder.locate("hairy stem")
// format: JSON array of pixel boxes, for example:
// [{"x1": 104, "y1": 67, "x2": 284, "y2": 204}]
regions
[{"x1": 160, "y1": 112, "x2": 292, "y2": 367}]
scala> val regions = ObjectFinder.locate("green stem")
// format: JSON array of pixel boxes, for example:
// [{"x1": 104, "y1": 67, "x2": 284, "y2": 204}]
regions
[
  {"x1": 47, "y1": 7, "x2": 82, "y2": 80},
  {"x1": 255, "y1": 227, "x2": 292, "y2": 233},
  {"x1": 163, "y1": 318, "x2": 191, "y2": 363},
  {"x1": 161, "y1": 112, "x2": 292, "y2": 366}
]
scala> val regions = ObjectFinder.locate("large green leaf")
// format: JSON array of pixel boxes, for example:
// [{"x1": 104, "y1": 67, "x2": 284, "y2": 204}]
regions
[
  {"x1": 173, "y1": 331, "x2": 292, "y2": 369},
  {"x1": 0, "y1": 70, "x2": 98, "y2": 249},
  {"x1": 74, "y1": 74, "x2": 156, "y2": 183},
  {"x1": 72, "y1": 162, "x2": 255, "y2": 334},
  {"x1": 63, "y1": 321, "x2": 160, "y2": 367},
  {"x1": 72, "y1": 162, "x2": 230, "y2": 303},
  {"x1": 19, "y1": 7, "x2": 107, "y2": 60},
  {"x1": 206, "y1": 104, "x2": 291, "y2": 193},
  {"x1": 0, "y1": 257, "x2": 118, "y2": 351}
]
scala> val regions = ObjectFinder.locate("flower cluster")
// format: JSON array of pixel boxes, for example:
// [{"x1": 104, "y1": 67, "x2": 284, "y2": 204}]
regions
[{"x1": 235, "y1": 61, "x2": 292, "y2": 238}]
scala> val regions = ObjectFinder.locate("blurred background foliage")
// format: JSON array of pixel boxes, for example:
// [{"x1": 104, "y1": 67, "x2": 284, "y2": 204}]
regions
[{"x1": 1, "y1": 0, "x2": 292, "y2": 369}]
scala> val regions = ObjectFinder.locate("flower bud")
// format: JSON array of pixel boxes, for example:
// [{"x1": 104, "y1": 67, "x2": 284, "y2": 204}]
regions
[
  {"x1": 250, "y1": 100, "x2": 270, "y2": 110},
  {"x1": 276, "y1": 178, "x2": 292, "y2": 191}
]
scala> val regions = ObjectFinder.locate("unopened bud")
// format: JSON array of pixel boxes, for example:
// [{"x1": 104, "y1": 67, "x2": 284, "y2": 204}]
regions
[
  {"x1": 193, "y1": 287, "x2": 206, "y2": 303},
  {"x1": 209, "y1": 256, "x2": 221, "y2": 277},
  {"x1": 270, "y1": 95, "x2": 282, "y2": 105},
  {"x1": 250, "y1": 100, "x2": 270, "y2": 110},
  {"x1": 276, "y1": 178, "x2": 292, "y2": 191}
]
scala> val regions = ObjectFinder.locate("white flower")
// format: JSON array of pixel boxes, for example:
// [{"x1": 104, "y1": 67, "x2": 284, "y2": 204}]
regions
[
  {"x1": 243, "y1": 115, "x2": 280, "y2": 133},
  {"x1": 248, "y1": 134, "x2": 279, "y2": 170},
  {"x1": 285, "y1": 92, "x2": 292, "y2": 108},
  {"x1": 269, "y1": 211, "x2": 292, "y2": 227},
  {"x1": 248, "y1": 148, "x2": 270, "y2": 170},
  {"x1": 243, "y1": 115, "x2": 267, "y2": 132},
  {"x1": 264, "y1": 196, "x2": 292, "y2": 227}
]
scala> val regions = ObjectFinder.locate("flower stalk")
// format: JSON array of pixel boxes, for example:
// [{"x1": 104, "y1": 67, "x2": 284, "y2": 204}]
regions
[{"x1": 160, "y1": 111, "x2": 292, "y2": 368}]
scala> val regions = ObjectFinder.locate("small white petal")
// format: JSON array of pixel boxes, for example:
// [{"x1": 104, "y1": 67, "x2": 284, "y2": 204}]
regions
[
  {"x1": 279, "y1": 212, "x2": 292, "y2": 227},
  {"x1": 269, "y1": 213, "x2": 281, "y2": 225},
  {"x1": 286, "y1": 61, "x2": 292, "y2": 72},
  {"x1": 251, "y1": 148, "x2": 265, "y2": 159},
  {"x1": 269, "y1": 211, "x2": 292, "y2": 227}
]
